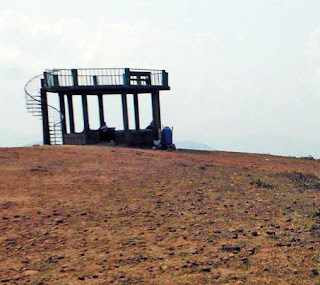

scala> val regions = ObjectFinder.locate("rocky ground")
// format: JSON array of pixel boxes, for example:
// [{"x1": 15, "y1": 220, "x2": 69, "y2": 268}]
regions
[{"x1": 1, "y1": 146, "x2": 320, "y2": 284}]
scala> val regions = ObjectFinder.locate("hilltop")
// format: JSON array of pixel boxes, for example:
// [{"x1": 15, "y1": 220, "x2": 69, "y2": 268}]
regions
[{"x1": 1, "y1": 146, "x2": 320, "y2": 284}]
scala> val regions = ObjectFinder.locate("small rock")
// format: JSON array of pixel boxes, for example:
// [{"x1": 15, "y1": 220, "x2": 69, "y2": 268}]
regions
[
  {"x1": 266, "y1": 231, "x2": 275, "y2": 236},
  {"x1": 181, "y1": 264, "x2": 188, "y2": 268},
  {"x1": 241, "y1": 257, "x2": 249, "y2": 264},
  {"x1": 312, "y1": 269, "x2": 319, "y2": 277},
  {"x1": 55, "y1": 219, "x2": 64, "y2": 224},
  {"x1": 201, "y1": 268, "x2": 211, "y2": 272},
  {"x1": 248, "y1": 247, "x2": 257, "y2": 255},
  {"x1": 220, "y1": 244, "x2": 241, "y2": 253}
]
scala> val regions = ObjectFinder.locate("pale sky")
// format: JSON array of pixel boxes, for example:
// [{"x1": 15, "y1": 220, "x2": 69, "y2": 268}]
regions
[{"x1": 1, "y1": 0, "x2": 320, "y2": 157}]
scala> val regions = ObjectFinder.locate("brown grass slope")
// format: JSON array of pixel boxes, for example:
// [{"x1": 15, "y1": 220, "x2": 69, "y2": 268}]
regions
[{"x1": 1, "y1": 146, "x2": 320, "y2": 284}]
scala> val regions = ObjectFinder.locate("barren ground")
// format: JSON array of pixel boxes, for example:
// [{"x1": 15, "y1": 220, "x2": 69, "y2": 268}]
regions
[{"x1": 1, "y1": 146, "x2": 320, "y2": 284}]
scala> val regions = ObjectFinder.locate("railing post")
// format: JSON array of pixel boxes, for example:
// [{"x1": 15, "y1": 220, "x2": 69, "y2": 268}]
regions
[
  {"x1": 162, "y1": 70, "x2": 168, "y2": 87},
  {"x1": 53, "y1": 74, "x2": 59, "y2": 87},
  {"x1": 93, "y1": 75, "x2": 98, "y2": 86},
  {"x1": 146, "y1": 75, "x2": 151, "y2": 85},
  {"x1": 43, "y1": 72, "x2": 48, "y2": 87},
  {"x1": 71, "y1": 69, "x2": 78, "y2": 86},
  {"x1": 124, "y1": 68, "x2": 130, "y2": 86}
]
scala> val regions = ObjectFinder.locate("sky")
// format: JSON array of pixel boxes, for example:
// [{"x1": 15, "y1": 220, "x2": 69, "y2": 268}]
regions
[{"x1": 1, "y1": 0, "x2": 320, "y2": 157}]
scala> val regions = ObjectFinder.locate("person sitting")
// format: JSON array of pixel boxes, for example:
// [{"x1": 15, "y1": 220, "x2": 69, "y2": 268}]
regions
[
  {"x1": 99, "y1": 122, "x2": 109, "y2": 141},
  {"x1": 99, "y1": 122, "x2": 116, "y2": 142},
  {"x1": 99, "y1": 122, "x2": 108, "y2": 131}
]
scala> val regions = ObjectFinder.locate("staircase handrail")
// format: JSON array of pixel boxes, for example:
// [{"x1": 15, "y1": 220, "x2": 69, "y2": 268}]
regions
[
  {"x1": 24, "y1": 74, "x2": 63, "y2": 116},
  {"x1": 25, "y1": 74, "x2": 64, "y2": 144}
]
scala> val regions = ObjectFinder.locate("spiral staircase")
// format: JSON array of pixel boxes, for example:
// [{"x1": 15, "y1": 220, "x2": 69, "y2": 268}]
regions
[{"x1": 24, "y1": 75, "x2": 63, "y2": 145}]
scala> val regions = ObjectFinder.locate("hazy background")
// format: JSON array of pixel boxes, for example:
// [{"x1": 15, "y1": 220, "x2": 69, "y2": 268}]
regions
[{"x1": 1, "y1": 0, "x2": 320, "y2": 157}]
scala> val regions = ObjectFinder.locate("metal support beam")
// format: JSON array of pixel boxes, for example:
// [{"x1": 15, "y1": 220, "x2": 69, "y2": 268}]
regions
[
  {"x1": 121, "y1": 93, "x2": 129, "y2": 131},
  {"x1": 98, "y1": 94, "x2": 104, "y2": 126},
  {"x1": 58, "y1": 93, "x2": 67, "y2": 142},
  {"x1": 40, "y1": 79, "x2": 50, "y2": 145},
  {"x1": 133, "y1": 93, "x2": 140, "y2": 130},
  {"x1": 67, "y1": 95, "x2": 75, "y2": 133}
]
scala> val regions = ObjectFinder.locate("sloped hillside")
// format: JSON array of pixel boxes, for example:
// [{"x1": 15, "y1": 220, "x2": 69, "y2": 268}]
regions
[{"x1": 1, "y1": 146, "x2": 320, "y2": 284}]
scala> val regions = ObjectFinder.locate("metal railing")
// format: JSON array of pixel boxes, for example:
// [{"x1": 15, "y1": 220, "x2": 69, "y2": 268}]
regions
[{"x1": 43, "y1": 68, "x2": 168, "y2": 88}]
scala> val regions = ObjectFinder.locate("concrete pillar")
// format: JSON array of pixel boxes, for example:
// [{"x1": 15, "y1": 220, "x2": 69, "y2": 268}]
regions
[
  {"x1": 40, "y1": 79, "x2": 50, "y2": 145},
  {"x1": 82, "y1": 95, "x2": 90, "y2": 132},
  {"x1": 121, "y1": 93, "x2": 129, "y2": 131},
  {"x1": 67, "y1": 95, "x2": 75, "y2": 133},
  {"x1": 133, "y1": 93, "x2": 140, "y2": 130},
  {"x1": 151, "y1": 91, "x2": 161, "y2": 138},
  {"x1": 98, "y1": 94, "x2": 105, "y2": 126},
  {"x1": 58, "y1": 93, "x2": 67, "y2": 136}
]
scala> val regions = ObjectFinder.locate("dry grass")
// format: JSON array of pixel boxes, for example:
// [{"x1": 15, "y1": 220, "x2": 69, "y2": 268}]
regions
[{"x1": 1, "y1": 146, "x2": 320, "y2": 284}]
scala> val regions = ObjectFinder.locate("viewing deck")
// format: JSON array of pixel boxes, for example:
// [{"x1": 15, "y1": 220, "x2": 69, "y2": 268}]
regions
[
  {"x1": 43, "y1": 68, "x2": 170, "y2": 94},
  {"x1": 25, "y1": 67, "x2": 170, "y2": 146}
]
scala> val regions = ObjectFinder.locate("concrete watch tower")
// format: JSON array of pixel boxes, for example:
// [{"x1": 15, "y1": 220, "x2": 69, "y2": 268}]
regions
[{"x1": 25, "y1": 68, "x2": 170, "y2": 147}]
